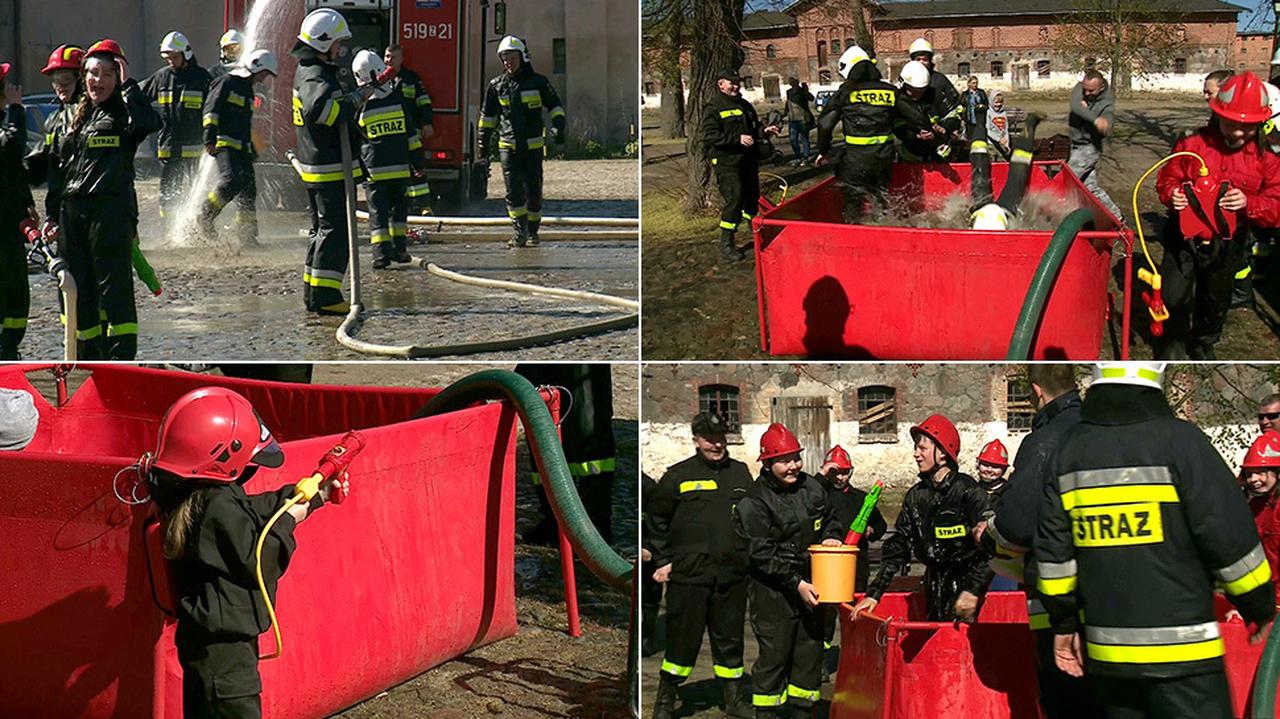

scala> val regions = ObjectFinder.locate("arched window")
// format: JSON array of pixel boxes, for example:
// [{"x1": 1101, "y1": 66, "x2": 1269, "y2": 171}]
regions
[
  {"x1": 1038, "y1": 26, "x2": 1049, "y2": 44},
  {"x1": 832, "y1": 38, "x2": 842, "y2": 57},
  {"x1": 766, "y1": 43, "x2": 777, "y2": 59},
  {"x1": 817, "y1": 40, "x2": 828, "y2": 67},
  {"x1": 846, "y1": 38, "x2": 856, "y2": 51},
  {"x1": 992, "y1": 27, "x2": 1001, "y2": 48}
]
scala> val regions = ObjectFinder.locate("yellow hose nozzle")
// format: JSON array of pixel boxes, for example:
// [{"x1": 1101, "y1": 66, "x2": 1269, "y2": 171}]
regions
[
  {"x1": 1137, "y1": 268, "x2": 1162, "y2": 291},
  {"x1": 293, "y1": 473, "x2": 324, "y2": 502}
]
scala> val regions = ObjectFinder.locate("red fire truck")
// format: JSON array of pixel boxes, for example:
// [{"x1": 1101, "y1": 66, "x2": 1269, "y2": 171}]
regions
[{"x1": 224, "y1": 0, "x2": 488, "y2": 209}]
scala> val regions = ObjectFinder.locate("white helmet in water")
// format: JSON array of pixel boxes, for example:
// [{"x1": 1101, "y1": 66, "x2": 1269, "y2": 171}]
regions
[
  {"x1": 232, "y1": 49, "x2": 278, "y2": 79},
  {"x1": 971, "y1": 203, "x2": 1010, "y2": 231},
  {"x1": 160, "y1": 31, "x2": 193, "y2": 60},
  {"x1": 497, "y1": 35, "x2": 530, "y2": 62},
  {"x1": 1092, "y1": 363, "x2": 1167, "y2": 391},
  {"x1": 297, "y1": 9, "x2": 352, "y2": 54},
  {"x1": 900, "y1": 60, "x2": 930, "y2": 89},
  {"x1": 352, "y1": 49, "x2": 388, "y2": 87},
  {"x1": 837, "y1": 45, "x2": 871, "y2": 79}
]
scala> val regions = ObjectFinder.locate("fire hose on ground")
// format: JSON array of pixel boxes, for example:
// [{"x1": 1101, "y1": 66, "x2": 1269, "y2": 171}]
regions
[
  {"x1": 304, "y1": 132, "x2": 638, "y2": 358},
  {"x1": 1005, "y1": 208, "x2": 1096, "y2": 360}
]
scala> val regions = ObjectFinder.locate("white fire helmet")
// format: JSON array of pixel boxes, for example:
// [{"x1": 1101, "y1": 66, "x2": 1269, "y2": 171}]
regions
[
  {"x1": 220, "y1": 29, "x2": 246, "y2": 49},
  {"x1": 901, "y1": 60, "x2": 930, "y2": 89},
  {"x1": 909, "y1": 38, "x2": 934, "y2": 57},
  {"x1": 971, "y1": 203, "x2": 1010, "y2": 231},
  {"x1": 298, "y1": 9, "x2": 352, "y2": 54},
  {"x1": 497, "y1": 35, "x2": 529, "y2": 62},
  {"x1": 231, "y1": 49, "x2": 278, "y2": 79},
  {"x1": 352, "y1": 49, "x2": 388, "y2": 87},
  {"x1": 1265, "y1": 82, "x2": 1280, "y2": 121},
  {"x1": 837, "y1": 45, "x2": 871, "y2": 79},
  {"x1": 160, "y1": 31, "x2": 193, "y2": 61},
  {"x1": 1091, "y1": 363, "x2": 1167, "y2": 391}
]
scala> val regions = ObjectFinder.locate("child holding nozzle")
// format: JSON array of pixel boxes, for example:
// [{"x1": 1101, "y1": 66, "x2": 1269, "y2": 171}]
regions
[{"x1": 144, "y1": 387, "x2": 346, "y2": 719}]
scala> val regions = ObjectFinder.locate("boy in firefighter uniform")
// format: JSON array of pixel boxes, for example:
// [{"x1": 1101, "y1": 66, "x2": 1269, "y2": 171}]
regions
[
  {"x1": 815, "y1": 46, "x2": 929, "y2": 223},
  {"x1": 61, "y1": 39, "x2": 161, "y2": 360},
  {"x1": 700, "y1": 68, "x2": 779, "y2": 262},
  {"x1": 140, "y1": 31, "x2": 211, "y2": 227},
  {"x1": 894, "y1": 60, "x2": 963, "y2": 162},
  {"x1": 291, "y1": 8, "x2": 369, "y2": 314},
  {"x1": 351, "y1": 50, "x2": 427, "y2": 269},
  {"x1": 735, "y1": 423, "x2": 844, "y2": 718},
  {"x1": 478, "y1": 35, "x2": 566, "y2": 248},
  {"x1": 384, "y1": 45, "x2": 433, "y2": 207},
  {"x1": 648, "y1": 412, "x2": 753, "y2": 719},
  {"x1": 1036, "y1": 363, "x2": 1275, "y2": 718},
  {"x1": 1, "y1": 61, "x2": 33, "y2": 359},
  {"x1": 198, "y1": 50, "x2": 277, "y2": 245},
  {"x1": 854, "y1": 414, "x2": 993, "y2": 622}
]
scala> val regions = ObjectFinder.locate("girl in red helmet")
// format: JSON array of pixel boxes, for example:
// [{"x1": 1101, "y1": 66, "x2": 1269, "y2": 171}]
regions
[
  {"x1": 1240, "y1": 431, "x2": 1280, "y2": 595},
  {"x1": 854, "y1": 414, "x2": 994, "y2": 622},
  {"x1": 1155, "y1": 70, "x2": 1280, "y2": 360},
  {"x1": 734, "y1": 422, "x2": 843, "y2": 719},
  {"x1": 976, "y1": 438, "x2": 1010, "y2": 503},
  {"x1": 144, "y1": 387, "x2": 345, "y2": 719},
  {"x1": 60, "y1": 39, "x2": 160, "y2": 359}
]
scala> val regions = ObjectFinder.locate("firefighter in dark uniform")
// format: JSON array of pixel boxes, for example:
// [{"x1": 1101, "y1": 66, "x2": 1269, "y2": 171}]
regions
[
  {"x1": 139, "y1": 31, "x2": 211, "y2": 228},
  {"x1": 815, "y1": 445, "x2": 885, "y2": 664},
  {"x1": 292, "y1": 8, "x2": 370, "y2": 315},
  {"x1": 735, "y1": 423, "x2": 843, "y2": 719},
  {"x1": 854, "y1": 414, "x2": 993, "y2": 622},
  {"x1": 478, "y1": 35, "x2": 566, "y2": 249},
  {"x1": 61, "y1": 39, "x2": 160, "y2": 360},
  {"x1": 641, "y1": 472, "x2": 664, "y2": 657},
  {"x1": 1036, "y1": 362, "x2": 1276, "y2": 719},
  {"x1": 1, "y1": 61, "x2": 34, "y2": 359},
  {"x1": 384, "y1": 44, "x2": 433, "y2": 208},
  {"x1": 514, "y1": 364, "x2": 617, "y2": 544},
  {"x1": 648, "y1": 412, "x2": 754, "y2": 719},
  {"x1": 350, "y1": 50, "x2": 426, "y2": 269},
  {"x1": 814, "y1": 45, "x2": 929, "y2": 224},
  {"x1": 701, "y1": 68, "x2": 779, "y2": 262},
  {"x1": 198, "y1": 49, "x2": 277, "y2": 246},
  {"x1": 894, "y1": 60, "x2": 963, "y2": 162},
  {"x1": 145, "y1": 387, "x2": 345, "y2": 719},
  {"x1": 977, "y1": 364, "x2": 1101, "y2": 719}
]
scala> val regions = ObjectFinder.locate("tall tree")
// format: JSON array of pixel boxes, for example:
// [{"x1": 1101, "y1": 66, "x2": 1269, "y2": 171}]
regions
[
  {"x1": 684, "y1": 0, "x2": 746, "y2": 212},
  {"x1": 645, "y1": 0, "x2": 690, "y2": 138},
  {"x1": 1053, "y1": 0, "x2": 1188, "y2": 92}
]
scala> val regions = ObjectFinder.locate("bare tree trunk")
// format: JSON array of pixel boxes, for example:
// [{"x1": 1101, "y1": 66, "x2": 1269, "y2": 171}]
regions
[
  {"x1": 659, "y1": 3, "x2": 686, "y2": 138},
  {"x1": 849, "y1": 0, "x2": 874, "y2": 53},
  {"x1": 684, "y1": 0, "x2": 745, "y2": 213}
]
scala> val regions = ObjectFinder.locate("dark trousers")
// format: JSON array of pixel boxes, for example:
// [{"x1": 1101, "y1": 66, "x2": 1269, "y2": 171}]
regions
[
  {"x1": 788, "y1": 121, "x2": 810, "y2": 162},
  {"x1": 61, "y1": 194, "x2": 138, "y2": 360},
  {"x1": 0, "y1": 231, "x2": 28, "y2": 359},
  {"x1": 500, "y1": 146, "x2": 544, "y2": 232},
  {"x1": 749, "y1": 579, "x2": 826, "y2": 710},
  {"x1": 1158, "y1": 227, "x2": 1249, "y2": 355},
  {"x1": 367, "y1": 178, "x2": 409, "y2": 263},
  {"x1": 200, "y1": 150, "x2": 257, "y2": 240},
  {"x1": 660, "y1": 580, "x2": 747, "y2": 681},
  {"x1": 176, "y1": 624, "x2": 262, "y2": 719},
  {"x1": 1091, "y1": 668, "x2": 1233, "y2": 719},
  {"x1": 715, "y1": 160, "x2": 760, "y2": 235},
  {"x1": 642, "y1": 560, "x2": 664, "y2": 654},
  {"x1": 303, "y1": 183, "x2": 350, "y2": 310},
  {"x1": 1034, "y1": 630, "x2": 1103, "y2": 719},
  {"x1": 836, "y1": 148, "x2": 893, "y2": 224},
  {"x1": 158, "y1": 157, "x2": 197, "y2": 222}
]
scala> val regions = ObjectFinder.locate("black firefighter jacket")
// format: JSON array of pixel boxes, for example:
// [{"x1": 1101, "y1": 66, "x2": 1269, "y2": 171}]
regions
[
  {"x1": 700, "y1": 91, "x2": 765, "y2": 169},
  {"x1": 291, "y1": 44, "x2": 362, "y2": 186},
  {"x1": 25, "y1": 96, "x2": 77, "y2": 221},
  {"x1": 477, "y1": 64, "x2": 565, "y2": 156},
  {"x1": 646, "y1": 451, "x2": 753, "y2": 586},
  {"x1": 62, "y1": 80, "x2": 161, "y2": 200},
  {"x1": 1036, "y1": 384, "x2": 1276, "y2": 679},
  {"x1": 139, "y1": 60, "x2": 212, "y2": 160},
  {"x1": 735, "y1": 471, "x2": 843, "y2": 595},
  {"x1": 1, "y1": 104, "x2": 34, "y2": 228},
  {"x1": 203, "y1": 73, "x2": 256, "y2": 155}
]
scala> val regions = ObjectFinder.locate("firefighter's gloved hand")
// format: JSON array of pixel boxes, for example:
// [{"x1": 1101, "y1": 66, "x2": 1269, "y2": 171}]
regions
[
  {"x1": 797, "y1": 579, "x2": 820, "y2": 608},
  {"x1": 953, "y1": 590, "x2": 979, "y2": 622},
  {"x1": 1054, "y1": 633, "x2": 1085, "y2": 678}
]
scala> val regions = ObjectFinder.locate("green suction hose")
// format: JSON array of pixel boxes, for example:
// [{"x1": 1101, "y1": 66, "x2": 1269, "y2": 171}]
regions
[
  {"x1": 414, "y1": 369, "x2": 633, "y2": 594},
  {"x1": 1254, "y1": 621, "x2": 1280, "y2": 718},
  {"x1": 1006, "y1": 208, "x2": 1097, "y2": 360}
]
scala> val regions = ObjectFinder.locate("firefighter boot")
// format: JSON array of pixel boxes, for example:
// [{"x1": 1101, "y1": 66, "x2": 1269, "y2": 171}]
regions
[
  {"x1": 508, "y1": 215, "x2": 529, "y2": 248},
  {"x1": 652, "y1": 673, "x2": 678, "y2": 719},
  {"x1": 527, "y1": 217, "x2": 541, "y2": 247},
  {"x1": 720, "y1": 228, "x2": 744, "y2": 262},
  {"x1": 1231, "y1": 276, "x2": 1254, "y2": 308},
  {"x1": 723, "y1": 679, "x2": 752, "y2": 719}
]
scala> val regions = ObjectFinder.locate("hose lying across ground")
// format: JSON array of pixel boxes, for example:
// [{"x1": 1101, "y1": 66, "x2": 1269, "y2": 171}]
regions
[{"x1": 354, "y1": 207, "x2": 638, "y2": 229}]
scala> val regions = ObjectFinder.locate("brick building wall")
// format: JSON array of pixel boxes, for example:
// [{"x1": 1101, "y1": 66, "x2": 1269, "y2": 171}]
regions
[{"x1": 1233, "y1": 32, "x2": 1276, "y2": 76}]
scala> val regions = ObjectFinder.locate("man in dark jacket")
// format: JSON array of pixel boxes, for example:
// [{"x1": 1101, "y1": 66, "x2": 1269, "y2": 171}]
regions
[
  {"x1": 648, "y1": 412, "x2": 753, "y2": 719},
  {"x1": 977, "y1": 364, "x2": 1101, "y2": 719},
  {"x1": 139, "y1": 31, "x2": 211, "y2": 228},
  {"x1": 1037, "y1": 363, "x2": 1274, "y2": 718},
  {"x1": 854, "y1": 414, "x2": 993, "y2": 622}
]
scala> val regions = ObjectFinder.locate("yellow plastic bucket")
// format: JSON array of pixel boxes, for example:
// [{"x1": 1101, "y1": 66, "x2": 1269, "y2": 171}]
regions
[{"x1": 809, "y1": 544, "x2": 858, "y2": 603}]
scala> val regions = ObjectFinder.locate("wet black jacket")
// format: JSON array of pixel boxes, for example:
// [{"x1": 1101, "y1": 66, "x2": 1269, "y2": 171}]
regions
[
  {"x1": 735, "y1": 471, "x2": 843, "y2": 594},
  {"x1": 815, "y1": 63, "x2": 928, "y2": 160},
  {"x1": 1, "y1": 104, "x2": 33, "y2": 228},
  {"x1": 647, "y1": 452, "x2": 753, "y2": 586},
  {"x1": 291, "y1": 44, "x2": 362, "y2": 186},
  {"x1": 139, "y1": 60, "x2": 212, "y2": 160},
  {"x1": 25, "y1": 98, "x2": 77, "y2": 221},
  {"x1": 700, "y1": 90, "x2": 765, "y2": 168},
  {"x1": 203, "y1": 74, "x2": 255, "y2": 155},
  {"x1": 1037, "y1": 385, "x2": 1276, "y2": 679},
  {"x1": 396, "y1": 67, "x2": 433, "y2": 128},
  {"x1": 62, "y1": 80, "x2": 161, "y2": 199},
  {"x1": 818, "y1": 474, "x2": 887, "y2": 590},
  {"x1": 478, "y1": 64, "x2": 565, "y2": 155},
  {"x1": 894, "y1": 85, "x2": 962, "y2": 160},
  {"x1": 356, "y1": 89, "x2": 426, "y2": 183},
  {"x1": 867, "y1": 469, "x2": 992, "y2": 600},
  {"x1": 174, "y1": 483, "x2": 323, "y2": 638}
]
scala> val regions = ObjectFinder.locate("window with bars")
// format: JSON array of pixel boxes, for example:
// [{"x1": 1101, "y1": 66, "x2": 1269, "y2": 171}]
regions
[
  {"x1": 1174, "y1": 57, "x2": 1187, "y2": 74},
  {"x1": 1006, "y1": 374, "x2": 1035, "y2": 433},
  {"x1": 857, "y1": 386, "x2": 898, "y2": 442},
  {"x1": 832, "y1": 38, "x2": 842, "y2": 56},
  {"x1": 766, "y1": 44, "x2": 777, "y2": 59},
  {"x1": 698, "y1": 384, "x2": 742, "y2": 434},
  {"x1": 990, "y1": 60, "x2": 1004, "y2": 78},
  {"x1": 1036, "y1": 59, "x2": 1051, "y2": 78},
  {"x1": 957, "y1": 62, "x2": 971, "y2": 77}
]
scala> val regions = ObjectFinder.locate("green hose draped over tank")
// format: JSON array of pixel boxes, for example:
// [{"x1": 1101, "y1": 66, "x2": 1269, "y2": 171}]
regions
[
  {"x1": 415, "y1": 369, "x2": 634, "y2": 593},
  {"x1": 1254, "y1": 621, "x2": 1280, "y2": 719},
  {"x1": 1006, "y1": 208, "x2": 1097, "y2": 360}
]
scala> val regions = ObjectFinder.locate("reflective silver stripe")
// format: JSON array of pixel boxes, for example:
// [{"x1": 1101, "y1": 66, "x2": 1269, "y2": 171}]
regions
[
  {"x1": 1085, "y1": 621, "x2": 1220, "y2": 646},
  {"x1": 310, "y1": 268, "x2": 345, "y2": 282},
  {"x1": 1216, "y1": 544, "x2": 1267, "y2": 582},
  {"x1": 296, "y1": 161, "x2": 345, "y2": 175},
  {"x1": 1059, "y1": 466, "x2": 1172, "y2": 493},
  {"x1": 1038, "y1": 559, "x2": 1077, "y2": 579},
  {"x1": 987, "y1": 518, "x2": 1029, "y2": 553}
]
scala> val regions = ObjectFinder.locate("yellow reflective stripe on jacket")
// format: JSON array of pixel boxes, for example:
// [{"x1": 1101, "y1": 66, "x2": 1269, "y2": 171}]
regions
[
  {"x1": 845, "y1": 134, "x2": 892, "y2": 145},
  {"x1": 1060, "y1": 484, "x2": 1179, "y2": 512},
  {"x1": 714, "y1": 665, "x2": 744, "y2": 679},
  {"x1": 45, "y1": 132, "x2": 55, "y2": 146},
  {"x1": 401, "y1": 85, "x2": 417, "y2": 99},
  {"x1": 306, "y1": 268, "x2": 345, "y2": 290},
  {"x1": 1035, "y1": 559, "x2": 1077, "y2": 596},
  {"x1": 203, "y1": 112, "x2": 220, "y2": 127},
  {"x1": 719, "y1": 108, "x2": 744, "y2": 118},
  {"x1": 157, "y1": 91, "x2": 174, "y2": 105},
  {"x1": 292, "y1": 93, "x2": 305, "y2": 126},
  {"x1": 368, "y1": 166, "x2": 412, "y2": 182},
  {"x1": 753, "y1": 693, "x2": 787, "y2": 707},
  {"x1": 1, "y1": 317, "x2": 28, "y2": 329},
  {"x1": 498, "y1": 96, "x2": 511, "y2": 107},
  {"x1": 499, "y1": 137, "x2": 545, "y2": 150},
  {"x1": 294, "y1": 161, "x2": 362, "y2": 183},
  {"x1": 1026, "y1": 598, "x2": 1050, "y2": 630},
  {"x1": 478, "y1": 116, "x2": 498, "y2": 129},
  {"x1": 1216, "y1": 544, "x2": 1273, "y2": 596},
  {"x1": 568, "y1": 457, "x2": 615, "y2": 476},
  {"x1": 1100, "y1": 367, "x2": 1162, "y2": 383},
  {"x1": 106, "y1": 322, "x2": 138, "y2": 337},
  {"x1": 319, "y1": 97, "x2": 341, "y2": 127},
  {"x1": 660, "y1": 660, "x2": 692, "y2": 677},
  {"x1": 1084, "y1": 622, "x2": 1224, "y2": 664},
  {"x1": 550, "y1": 106, "x2": 566, "y2": 120},
  {"x1": 215, "y1": 136, "x2": 244, "y2": 151},
  {"x1": 360, "y1": 107, "x2": 405, "y2": 127},
  {"x1": 408, "y1": 135, "x2": 423, "y2": 151},
  {"x1": 719, "y1": 220, "x2": 738, "y2": 230},
  {"x1": 678, "y1": 479, "x2": 718, "y2": 494},
  {"x1": 227, "y1": 92, "x2": 246, "y2": 107},
  {"x1": 520, "y1": 89, "x2": 542, "y2": 107},
  {"x1": 787, "y1": 685, "x2": 820, "y2": 702},
  {"x1": 407, "y1": 181, "x2": 431, "y2": 198},
  {"x1": 417, "y1": 94, "x2": 432, "y2": 107}
]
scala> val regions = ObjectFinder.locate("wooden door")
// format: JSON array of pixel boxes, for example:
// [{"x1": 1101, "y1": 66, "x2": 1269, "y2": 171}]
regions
[{"x1": 771, "y1": 396, "x2": 833, "y2": 472}]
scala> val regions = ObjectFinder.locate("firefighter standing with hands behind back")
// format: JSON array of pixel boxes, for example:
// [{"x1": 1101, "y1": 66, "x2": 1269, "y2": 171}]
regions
[
  {"x1": 1036, "y1": 363, "x2": 1275, "y2": 718},
  {"x1": 735, "y1": 423, "x2": 843, "y2": 718},
  {"x1": 647, "y1": 412, "x2": 753, "y2": 719},
  {"x1": 701, "y1": 68, "x2": 779, "y2": 263},
  {"x1": 478, "y1": 36, "x2": 566, "y2": 249}
]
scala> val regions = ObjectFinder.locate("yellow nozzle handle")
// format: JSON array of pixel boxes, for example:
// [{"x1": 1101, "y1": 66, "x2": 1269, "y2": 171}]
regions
[
  {"x1": 1137, "y1": 267, "x2": 1162, "y2": 291},
  {"x1": 293, "y1": 473, "x2": 324, "y2": 502}
]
